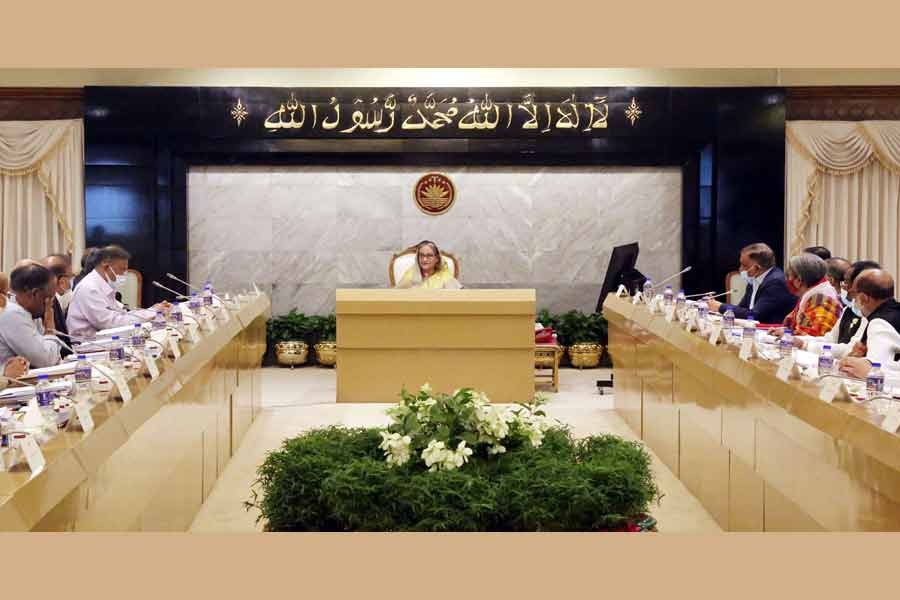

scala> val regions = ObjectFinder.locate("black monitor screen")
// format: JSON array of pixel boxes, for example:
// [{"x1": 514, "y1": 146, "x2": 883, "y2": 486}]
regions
[{"x1": 596, "y1": 242, "x2": 643, "y2": 313}]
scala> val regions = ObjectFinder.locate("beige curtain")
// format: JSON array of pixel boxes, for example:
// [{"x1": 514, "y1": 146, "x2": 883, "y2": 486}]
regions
[
  {"x1": 0, "y1": 119, "x2": 84, "y2": 272},
  {"x1": 786, "y1": 121, "x2": 900, "y2": 281}
]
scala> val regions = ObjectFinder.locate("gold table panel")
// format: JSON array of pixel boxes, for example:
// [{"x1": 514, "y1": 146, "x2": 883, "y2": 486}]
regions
[{"x1": 336, "y1": 289, "x2": 535, "y2": 403}]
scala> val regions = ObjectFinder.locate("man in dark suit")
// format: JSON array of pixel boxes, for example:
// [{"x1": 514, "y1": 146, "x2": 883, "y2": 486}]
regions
[
  {"x1": 42, "y1": 254, "x2": 74, "y2": 357},
  {"x1": 708, "y1": 242, "x2": 797, "y2": 324}
]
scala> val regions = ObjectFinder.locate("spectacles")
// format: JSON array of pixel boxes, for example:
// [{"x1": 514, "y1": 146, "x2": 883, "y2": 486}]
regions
[{"x1": 419, "y1": 253, "x2": 437, "y2": 259}]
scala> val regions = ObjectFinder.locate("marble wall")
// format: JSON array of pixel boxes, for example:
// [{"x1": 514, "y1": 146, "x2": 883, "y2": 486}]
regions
[{"x1": 188, "y1": 166, "x2": 682, "y2": 316}]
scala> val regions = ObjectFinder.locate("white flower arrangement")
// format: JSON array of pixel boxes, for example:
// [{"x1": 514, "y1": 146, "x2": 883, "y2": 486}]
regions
[{"x1": 379, "y1": 383, "x2": 555, "y2": 471}]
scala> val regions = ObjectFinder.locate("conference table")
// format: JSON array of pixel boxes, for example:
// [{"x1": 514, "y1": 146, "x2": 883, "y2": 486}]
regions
[
  {"x1": 335, "y1": 289, "x2": 536, "y2": 403},
  {"x1": 604, "y1": 293, "x2": 900, "y2": 531},
  {"x1": 0, "y1": 293, "x2": 269, "y2": 531}
]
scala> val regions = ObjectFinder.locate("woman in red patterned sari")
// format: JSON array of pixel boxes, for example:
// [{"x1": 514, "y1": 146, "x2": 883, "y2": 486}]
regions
[{"x1": 782, "y1": 253, "x2": 843, "y2": 337}]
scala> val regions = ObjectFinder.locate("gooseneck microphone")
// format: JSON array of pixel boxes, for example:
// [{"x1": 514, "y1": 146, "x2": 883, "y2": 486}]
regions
[
  {"x1": 651, "y1": 266, "x2": 692, "y2": 290},
  {"x1": 152, "y1": 281, "x2": 190, "y2": 300}
]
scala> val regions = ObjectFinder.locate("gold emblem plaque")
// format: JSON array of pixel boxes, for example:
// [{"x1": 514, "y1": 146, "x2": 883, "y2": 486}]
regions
[{"x1": 414, "y1": 173, "x2": 456, "y2": 215}]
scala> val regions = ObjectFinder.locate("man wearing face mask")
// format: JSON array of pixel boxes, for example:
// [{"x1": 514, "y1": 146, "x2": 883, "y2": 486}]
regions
[
  {"x1": 66, "y1": 245, "x2": 169, "y2": 338},
  {"x1": 791, "y1": 260, "x2": 879, "y2": 357},
  {"x1": 708, "y1": 242, "x2": 796, "y2": 324},
  {"x1": 0, "y1": 263, "x2": 62, "y2": 368},
  {"x1": 837, "y1": 269, "x2": 900, "y2": 380}
]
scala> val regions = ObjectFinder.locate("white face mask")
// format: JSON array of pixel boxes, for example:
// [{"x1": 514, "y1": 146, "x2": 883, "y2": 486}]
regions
[
  {"x1": 105, "y1": 266, "x2": 126, "y2": 292},
  {"x1": 739, "y1": 269, "x2": 752, "y2": 283},
  {"x1": 850, "y1": 298, "x2": 863, "y2": 318},
  {"x1": 840, "y1": 289, "x2": 850, "y2": 306}
]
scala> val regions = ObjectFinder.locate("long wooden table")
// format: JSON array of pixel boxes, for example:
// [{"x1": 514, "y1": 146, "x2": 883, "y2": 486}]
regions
[
  {"x1": 336, "y1": 289, "x2": 535, "y2": 403},
  {"x1": 605, "y1": 293, "x2": 900, "y2": 531},
  {"x1": 0, "y1": 294, "x2": 269, "y2": 531}
]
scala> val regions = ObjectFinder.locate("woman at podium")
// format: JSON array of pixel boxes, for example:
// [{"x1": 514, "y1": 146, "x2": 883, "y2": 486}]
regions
[{"x1": 395, "y1": 241, "x2": 462, "y2": 290}]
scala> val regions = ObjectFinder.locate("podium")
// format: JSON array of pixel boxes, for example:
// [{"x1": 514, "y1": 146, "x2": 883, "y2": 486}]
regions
[{"x1": 336, "y1": 289, "x2": 535, "y2": 403}]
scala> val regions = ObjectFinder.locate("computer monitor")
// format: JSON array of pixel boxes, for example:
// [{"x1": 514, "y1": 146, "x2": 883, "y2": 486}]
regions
[{"x1": 596, "y1": 242, "x2": 645, "y2": 313}]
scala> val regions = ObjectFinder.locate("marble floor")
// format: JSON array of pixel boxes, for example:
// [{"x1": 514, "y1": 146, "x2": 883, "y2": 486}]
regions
[{"x1": 189, "y1": 367, "x2": 722, "y2": 533}]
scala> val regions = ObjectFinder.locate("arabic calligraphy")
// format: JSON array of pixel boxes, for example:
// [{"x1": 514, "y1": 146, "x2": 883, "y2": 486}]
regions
[{"x1": 254, "y1": 91, "x2": 638, "y2": 134}]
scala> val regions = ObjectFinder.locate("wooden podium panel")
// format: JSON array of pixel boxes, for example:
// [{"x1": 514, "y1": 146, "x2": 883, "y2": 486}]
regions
[{"x1": 336, "y1": 289, "x2": 535, "y2": 403}]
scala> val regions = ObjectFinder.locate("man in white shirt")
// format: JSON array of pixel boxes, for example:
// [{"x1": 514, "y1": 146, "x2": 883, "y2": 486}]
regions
[
  {"x1": 838, "y1": 269, "x2": 900, "y2": 380},
  {"x1": 0, "y1": 263, "x2": 62, "y2": 368},
  {"x1": 66, "y1": 245, "x2": 169, "y2": 338},
  {"x1": 793, "y1": 260, "x2": 879, "y2": 359}
]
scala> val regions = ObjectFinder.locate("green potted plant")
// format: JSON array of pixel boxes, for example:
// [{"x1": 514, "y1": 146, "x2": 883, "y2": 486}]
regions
[
  {"x1": 561, "y1": 310, "x2": 608, "y2": 369},
  {"x1": 267, "y1": 310, "x2": 315, "y2": 367},
  {"x1": 313, "y1": 314, "x2": 337, "y2": 367}
]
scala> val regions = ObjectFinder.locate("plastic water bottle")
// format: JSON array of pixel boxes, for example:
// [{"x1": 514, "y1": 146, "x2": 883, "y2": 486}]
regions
[
  {"x1": 779, "y1": 329, "x2": 794, "y2": 359},
  {"x1": 170, "y1": 303, "x2": 184, "y2": 326},
  {"x1": 697, "y1": 298, "x2": 709, "y2": 322},
  {"x1": 642, "y1": 279, "x2": 653, "y2": 300},
  {"x1": 676, "y1": 289, "x2": 686, "y2": 313},
  {"x1": 202, "y1": 281, "x2": 214, "y2": 307},
  {"x1": 152, "y1": 310, "x2": 167, "y2": 331},
  {"x1": 663, "y1": 285, "x2": 674, "y2": 307},
  {"x1": 743, "y1": 316, "x2": 756, "y2": 339},
  {"x1": 35, "y1": 374, "x2": 56, "y2": 424},
  {"x1": 723, "y1": 308, "x2": 736, "y2": 330},
  {"x1": 108, "y1": 335, "x2": 125, "y2": 370},
  {"x1": 818, "y1": 345, "x2": 835, "y2": 376},
  {"x1": 189, "y1": 290, "x2": 202, "y2": 311},
  {"x1": 74, "y1": 354, "x2": 93, "y2": 402},
  {"x1": 866, "y1": 362, "x2": 885, "y2": 402},
  {"x1": 131, "y1": 323, "x2": 146, "y2": 350}
]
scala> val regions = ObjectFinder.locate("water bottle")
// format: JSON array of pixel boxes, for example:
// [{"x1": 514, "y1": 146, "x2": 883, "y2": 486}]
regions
[
  {"x1": 663, "y1": 285, "x2": 674, "y2": 307},
  {"x1": 189, "y1": 290, "x2": 202, "y2": 311},
  {"x1": 130, "y1": 323, "x2": 146, "y2": 350},
  {"x1": 108, "y1": 335, "x2": 125, "y2": 370},
  {"x1": 74, "y1": 354, "x2": 93, "y2": 403},
  {"x1": 642, "y1": 279, "x2": 653, "y2": 301},
  {"x1": 723, "y1": 308, "x2": 736, "y2": 331},
  {"x1": 742, "y1": 314, "x2": 757, "y2": 343},
  {"x1": 35, "y1": 374, "x2": 56, "y2": 425},
  {"x1": 818, "y1": 345, "x2": 835, "y2": 376},
  {"x1": 866, "y1": 362, "x2": 885, "y2": 403},
  {"x1": 697, "y1": 298, "x2": 709, "y2": 322},
  {"x1": 152, "y1": 310, "x2": 167, "y2": 331},
  {"x1": 676, "y1": 289, "x2": 686, "y2": 313},
  {"x1": 202, "y1": 281, "x2": 214, "y2": 307},
  {"x1": 170, "y1": 302, "x2": 184, "y2": 326},
  {"x1": 779, "y1": 329, "x2": 794, "y2": 360}
]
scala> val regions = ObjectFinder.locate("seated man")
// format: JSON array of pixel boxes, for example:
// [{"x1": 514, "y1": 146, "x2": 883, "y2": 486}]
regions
[
  {"x1": 804, "y1": 246, "x2": 832, "y2": 261},
  {"x1": 0, "y1": 263, "x2": 62, "y2": 368},
  {"x1": 825, "y1": 257, "x2": 851, "y2": 296},
  {"x1": 67, "y1": 244, "x2": 168, "y2": 338},
  {"x1": 708, "y1": 242, "x2": 796, "y2": 324},
  {"x1": 42, "y1": 254, "x2": 74, "y2": 341},
  {"x1": 782, "y1": 253, "x2": 842, "y2": 337},
  {"x1": 793, "y1": 260, "x2": 879, "y2": 358},
  {"x1": 839, "y1": 269, "x2": 900, "y2": 380}
]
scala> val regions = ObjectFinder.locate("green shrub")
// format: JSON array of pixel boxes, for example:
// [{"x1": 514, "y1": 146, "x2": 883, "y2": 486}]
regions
[{"x1": 249, "y1": 426, "x2": 659, "y2": 531}]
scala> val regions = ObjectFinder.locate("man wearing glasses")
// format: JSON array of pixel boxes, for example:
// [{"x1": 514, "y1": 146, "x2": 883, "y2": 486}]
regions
[{"x1": 0, "y1": 262, "x2": 62, "y2": 369}]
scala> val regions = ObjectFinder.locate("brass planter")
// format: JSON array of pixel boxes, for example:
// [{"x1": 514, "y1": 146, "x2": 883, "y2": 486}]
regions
[
  {"x1": 275, "y1": 341, "x2": 308, "y2": 368},
  {"x1": 314, "y1": 341, "x2": 337, "y2": 367},
  {"x1": 568, "y1": 343, "x2": 603, "y2": 369}
]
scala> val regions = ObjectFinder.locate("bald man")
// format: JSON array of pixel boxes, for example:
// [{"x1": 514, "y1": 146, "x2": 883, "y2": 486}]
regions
[{"x1": 839, "y1": 269, "x2": 900, "y2": 380}]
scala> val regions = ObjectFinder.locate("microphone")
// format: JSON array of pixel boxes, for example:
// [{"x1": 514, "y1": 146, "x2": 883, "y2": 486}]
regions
[
  {"x1": 651, "y1": 266, "x2": 692, "y2": 290},
  {"x1": 166, "y1": 272, "x2": 201, "y2": 292},
  {"x1": 686, "y1": 290, "x2": 730, "y2": 300},
  {"x1": 153, "y1": 281, "x2": 190, "y2": 300}
]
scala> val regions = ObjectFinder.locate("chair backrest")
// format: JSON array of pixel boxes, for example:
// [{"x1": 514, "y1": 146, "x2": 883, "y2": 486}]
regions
[
  {"x1": 121, "y1": 268, "x2": 142, "y2": 308},
  {"x1": 389, "y1": 245, "x2": 460, "y2": 286},
  {"x1": 726, "y1": 271, "x2": 746, "y2": 306}
]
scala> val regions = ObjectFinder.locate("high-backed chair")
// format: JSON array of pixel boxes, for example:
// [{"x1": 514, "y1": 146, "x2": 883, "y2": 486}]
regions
[
  {"x1": 389, "y1": 245, "x2": 460, "y2": 287},
  {"x1": 121, "y1": 268, "x2": 143, "y2": 308},
  {"x1": 726, "y1": 271, "x2": 746, "y2": 306}
]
